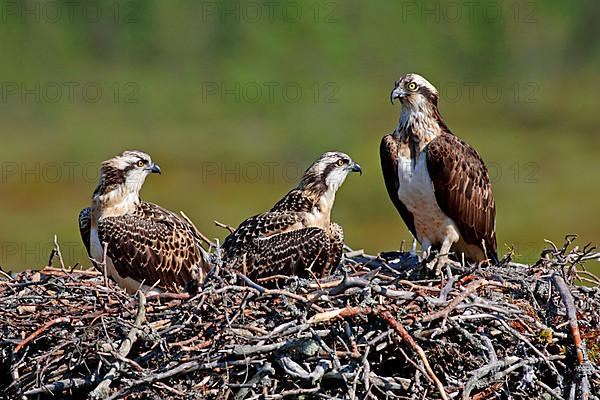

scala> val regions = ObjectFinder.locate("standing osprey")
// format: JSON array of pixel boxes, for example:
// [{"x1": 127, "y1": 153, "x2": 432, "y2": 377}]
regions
[
  {"x1": 222, "y1": 152, "x2": 362, "y2": 280},
  {"x1": 380, "y1": 73, "x2": 498, "y2": 266},
  {"x1": 78, "y1": 150, "x2": 210, "y2": 294}
]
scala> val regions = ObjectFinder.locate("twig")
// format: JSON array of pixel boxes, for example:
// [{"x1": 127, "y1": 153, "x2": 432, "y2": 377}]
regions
[
  {"x1": 552, "y1": 274, "x2": 591, "y2": 400},
  {"x1": 2, "y1": 235, "x2": 598, "y2": 399},
  {"x1": 379, "y1": 309, "x2": 449, "y2": 400},
  {"x1": 422, "y1": 279, "x2": 497, "y2": 322},
  {"x1": 99, "y1": 242, "x2": 109, "y2": 288},
  {"x1": 14, "y1": 317, "x2": 72, "y2": 353},
  {"x1": 89, "y1": 291, "x2": 146, "y2": 399},
  {"x1": 52, "y1": 234, "x2": 66, "y2": 270},
  {"x1": 180, "y1": 211, "x2": 216, "y2": 247},
  {"x1": 23, "y1": 378, "x2": 93, "y2": 395},
  {"x1": 214, "y1": 219, "x2": 235, "y2": 234}
]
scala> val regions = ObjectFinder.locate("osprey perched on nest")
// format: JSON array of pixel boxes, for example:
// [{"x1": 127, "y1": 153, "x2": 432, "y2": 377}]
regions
[
  {"x1": 380, "y1": 73, "x2": 498, "y2": 266},
  {"x1": 79, "y1": 150, "x2": 210, "y2": 294},
  {"x1": 222, "y1": 152, "x2": 362, "y2": 279}
]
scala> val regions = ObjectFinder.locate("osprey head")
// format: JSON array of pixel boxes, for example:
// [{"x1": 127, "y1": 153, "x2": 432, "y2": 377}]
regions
[
  {"x1": 390, "y1": 73, "x2": 439, "y2": 109},
  {"x1": 96, "y1": 150, "x2": 161, "y2": 197},
  {"x1": 300, "y1": 151, "x2": 362, "y2": 194}
]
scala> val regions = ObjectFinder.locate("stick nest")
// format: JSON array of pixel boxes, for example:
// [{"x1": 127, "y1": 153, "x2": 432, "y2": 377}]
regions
[{"x1": 1, "y1": 235, "x2": 599, "y2": 400}]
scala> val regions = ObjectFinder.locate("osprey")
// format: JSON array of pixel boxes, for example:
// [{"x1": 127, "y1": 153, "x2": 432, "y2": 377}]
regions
[
  {"x1": 78, "y1": 150, "x2": 210, "y2": 294},
  {"x1": 222, "y1": 151, "x2": 362, "y2": 279},
  {"x1": 380, "y1": 73, "x2": 498, "y2": 266}
]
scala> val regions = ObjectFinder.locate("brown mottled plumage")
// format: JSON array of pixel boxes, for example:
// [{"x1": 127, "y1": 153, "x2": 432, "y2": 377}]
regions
[
  {"x1": 222, "y1": 152, "x2": 361, "y2": 279},
  {"x1": 381, "y1": 73, "x2": 498, "y2": 264},
  {"x1": 78, "y1": 150, "x2": 210, "y2": 294}
]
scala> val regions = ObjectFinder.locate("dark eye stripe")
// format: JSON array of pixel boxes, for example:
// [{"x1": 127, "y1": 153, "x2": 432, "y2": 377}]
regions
[
  {"x1": 323, "y1": 163, "x2": 336, "y2": 177},
  {"x1": 420, "y1": 85, "x2": 436, "y2": 99}
]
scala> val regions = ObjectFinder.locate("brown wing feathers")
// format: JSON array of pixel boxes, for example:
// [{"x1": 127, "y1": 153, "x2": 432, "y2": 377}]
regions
[
  {"x1": 222, "y1": 191, "x2": 343, "y2": 279},
  {"x1": 222, "y1": 211, "x2": 304, "y2": 260},
  {"x1": 270, "y1": 189, "x2": 315, "y2": 213},
  {"x1": 78, "y1": 207, "x2": 92, "y2": 258},
  {"x1": 97, "y1": 202, "x2": 208, "y2": 292},
  {"x1": 426, "y1": 134, "x2": 498, "y2": 261},
  {"x1": 326, "y1": 222, "x2": 344, "y2": 275},
  {"x1": 237, "y1": 227, "x2": 330, "y2": 279}
]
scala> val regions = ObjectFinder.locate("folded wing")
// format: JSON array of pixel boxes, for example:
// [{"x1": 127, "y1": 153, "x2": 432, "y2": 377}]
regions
[
  {"x1": 97, "y1": 202, "x2": 209, "y2": 292},
  {"x1": 425, "y1": 134, "x2": 498, "y2": 261}
]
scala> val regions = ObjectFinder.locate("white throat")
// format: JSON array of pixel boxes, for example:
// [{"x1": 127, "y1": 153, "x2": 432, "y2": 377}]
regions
[
  {"x1": 93, "y1": 185, "x2": 140, "y2": 218},
  {"x1": 304, "y1": 186, "x2": 336, "y2": 230},
  {"x1": 396, "y1": 103, "x2": 441, "y2": 146},
  {"x1": 325, "y1": 169, "x2": 349, "y2": 194},
  {"x1": 303, "y1": 176, "x2": 346, "y2": 230},
  {"x1": 319, "y1": 185, "x2": 337, "y2": 216}
]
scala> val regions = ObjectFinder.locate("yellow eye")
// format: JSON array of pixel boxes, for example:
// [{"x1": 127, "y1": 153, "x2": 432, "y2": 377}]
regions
[
  {"x1": 136, "y1": 160, "x2": 145, "y2": 168},
  {"x1": 407, "y1": 82, "x2": 417, "y2": 91},
  {"x1": 337, "y1": 159, "x2": 345, "y2": 166}
]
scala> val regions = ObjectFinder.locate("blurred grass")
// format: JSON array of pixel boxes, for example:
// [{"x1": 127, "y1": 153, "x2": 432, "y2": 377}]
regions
[{"x1": 0, "y1": 0, "x2": 598, "y2": 272}]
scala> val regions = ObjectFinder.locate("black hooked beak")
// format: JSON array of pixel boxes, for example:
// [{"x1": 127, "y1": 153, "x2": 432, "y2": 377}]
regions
[
  {"x1": 148, "y1": 163, "x2": 161, "y2": 174},
  {"x1": 390, "y1": 83, "x2": 405, "y2": 105},
  {"x1": 351, "y1": 162, "x2": 362, "y2": 176},
  {"x1": 390, "y1": 79, "x2": 399, "y2": 104}
]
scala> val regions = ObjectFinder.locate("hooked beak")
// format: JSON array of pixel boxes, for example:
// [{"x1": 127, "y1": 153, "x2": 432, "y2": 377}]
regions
[
  {"x1": 147, "y1": 163, "x2": 161, "y2": 174},
  {"x1": 351, "y1": 162, "x2": 362, "y2": 176},
  {"x1": 390, "y1": 86, "x2": 406, "y2": 104}
]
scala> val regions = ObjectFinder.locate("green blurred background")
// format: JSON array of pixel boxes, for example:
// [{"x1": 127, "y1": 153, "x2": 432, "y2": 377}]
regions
[{"x1": 0, "y1": 0, "x2": 598, "y2": 271}]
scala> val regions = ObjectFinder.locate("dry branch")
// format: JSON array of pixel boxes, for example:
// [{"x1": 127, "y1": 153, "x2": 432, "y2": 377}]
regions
[{"x1": 0, "y1": 235, "x2": 598, "y2": 399}]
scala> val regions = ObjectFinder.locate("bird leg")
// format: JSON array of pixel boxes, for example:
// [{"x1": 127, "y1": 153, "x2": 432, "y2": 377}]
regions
[
  {"x1": 410, "y1": 237, "x2": 418, "y2": 255},
  {"x1": 421, "y1": 241, "x2": 432, "y2": 261},
  {"x1": 425, "y1": 239, "x2": 460, "y2": 276}
]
